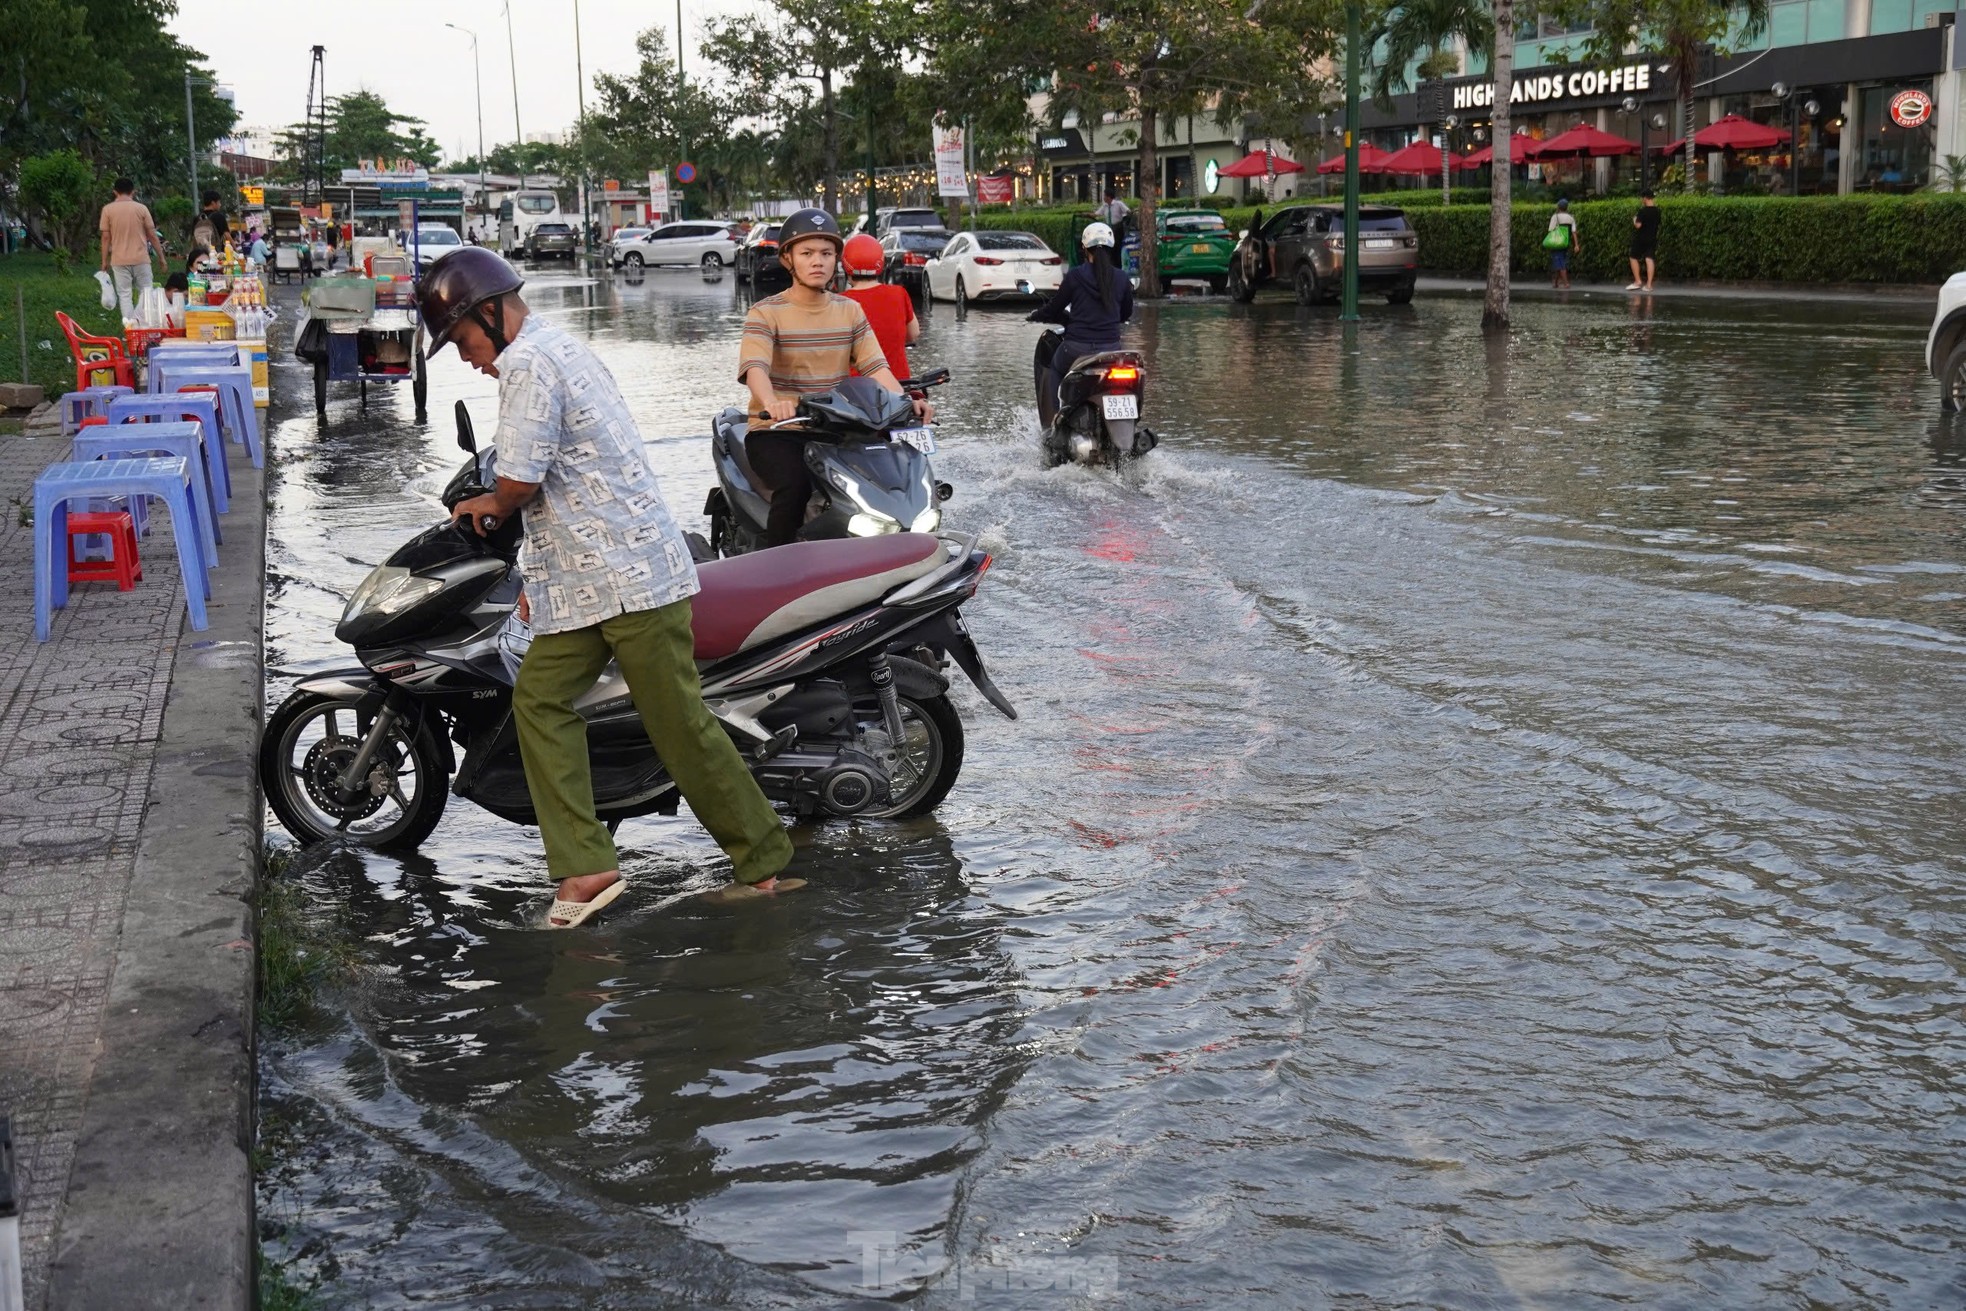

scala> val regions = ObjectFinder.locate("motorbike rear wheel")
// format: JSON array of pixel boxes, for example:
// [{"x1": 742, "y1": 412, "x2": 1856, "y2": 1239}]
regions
[
  {"x1": 864, "y1": 693, "x2": 964, "y2": 819},
  {"x1": 260, "y1": 690, "x2": 449, "y2": 849}
]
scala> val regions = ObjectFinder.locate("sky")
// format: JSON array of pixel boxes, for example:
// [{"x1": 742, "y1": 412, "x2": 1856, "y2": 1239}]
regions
[{"x1": 167, "y1": 0, "x2": 765, "y2": 162}]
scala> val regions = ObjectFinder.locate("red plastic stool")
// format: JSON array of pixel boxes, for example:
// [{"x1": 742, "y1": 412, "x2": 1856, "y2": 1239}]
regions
[
  {"x1": 78, "y1": 416, "x2": 109, "y2": 427},
  {"x1": 65, "y1": 510, "x2": 142, "y2": 590}
]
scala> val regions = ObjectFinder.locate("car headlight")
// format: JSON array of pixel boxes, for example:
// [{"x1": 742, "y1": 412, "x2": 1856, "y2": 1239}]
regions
[
  {"x1": 910, "y1": 507, "x2": 942, "y2": 533},
  {"x1": 848, "y1": 512, "x2": 900, "y2": 536},
  {"x1": 343, "y1": 566, "x2": 446, "y2": 621}
]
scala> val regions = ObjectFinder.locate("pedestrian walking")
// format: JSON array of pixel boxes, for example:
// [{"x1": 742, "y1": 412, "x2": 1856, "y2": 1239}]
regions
[
  {"x1": 1098, "y1": 189, "x2": 1131, "y2": 245},
  {"x1": 1627, "y1": 190, "x2": 1660, "y2": 291},
  {"x1": 425, "y1": 249, "x2": 801, "y2": 924},
  {"x1": 1546, "y1": 198, "x2": 1579, "y2": 290},
  {"x1": 98, "y1": 178, "x2": 166, "y2": 319}
]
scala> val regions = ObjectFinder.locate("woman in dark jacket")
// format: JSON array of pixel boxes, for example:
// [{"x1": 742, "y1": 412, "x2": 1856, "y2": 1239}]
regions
[{"x1": 1029, "y1": 221, "x2": 1134, "y2": 427}]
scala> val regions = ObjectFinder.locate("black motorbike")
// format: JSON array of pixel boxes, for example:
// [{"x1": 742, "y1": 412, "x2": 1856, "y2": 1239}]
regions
[
  {"x1": 1034, "y1": 330, "x2": 1158, "y2": 467},
  {"x1": 259, "y1": 401, "x2": 1014, "y2": 850},
  {"x1": 702, "y1": 373, "x2": 953, "y2": 558}
]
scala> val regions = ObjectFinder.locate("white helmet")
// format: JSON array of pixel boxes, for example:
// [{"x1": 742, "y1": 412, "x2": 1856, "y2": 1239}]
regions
[{"x1": 1081, "y1": 221, "x2": 1115, "y2": 249}]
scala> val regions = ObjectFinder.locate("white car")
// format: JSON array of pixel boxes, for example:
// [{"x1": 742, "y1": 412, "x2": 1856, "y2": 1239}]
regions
[
  {"x1": 611, "y1": 221, "x2": 740, "y2": 271},
  {"x1": 1927, "y1": 271, "x2": 1966, "y2": 410},
  {"x1": 604, "y1": 227, "x2": 650, "y2": 263},
  {"x1": 924, "y1": 230, "x2": 1065, "y2": 307},
  {"x1": 408, "y1": 225, "x2": 464, "y2": 274}
]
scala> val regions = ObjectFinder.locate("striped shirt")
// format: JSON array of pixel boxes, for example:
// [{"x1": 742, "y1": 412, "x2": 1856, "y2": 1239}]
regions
[{"x1": 738, "y1": 291, "x2": 887, "y2": 429}]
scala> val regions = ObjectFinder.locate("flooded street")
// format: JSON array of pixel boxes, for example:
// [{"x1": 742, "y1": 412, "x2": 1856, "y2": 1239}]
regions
[{"x1": 258, "y1": 268, "x2": 1966, "y2": 1308}]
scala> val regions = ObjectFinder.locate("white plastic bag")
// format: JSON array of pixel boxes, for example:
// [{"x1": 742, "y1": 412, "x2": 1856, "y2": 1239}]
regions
[{"x1": 94, "y1": 270, "x2": 116, "y2": 310}]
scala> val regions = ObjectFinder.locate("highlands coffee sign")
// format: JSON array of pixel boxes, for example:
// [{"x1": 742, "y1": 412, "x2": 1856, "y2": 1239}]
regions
[{"x1": 1452, "y1": 62, "x2": 1655, "y2": 111}]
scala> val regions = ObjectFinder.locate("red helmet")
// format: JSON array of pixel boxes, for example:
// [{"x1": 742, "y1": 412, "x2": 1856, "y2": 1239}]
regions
[
  {"x1": 843, "y1": 233, "x2": 884, "y2": 276},
  {"x1": 418, "y1": 247, "x2": 524, "y2": 354}
]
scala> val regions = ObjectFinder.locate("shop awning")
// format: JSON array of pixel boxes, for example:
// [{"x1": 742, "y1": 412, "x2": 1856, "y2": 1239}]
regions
[
  {"x1": 1221, "y1": 149, "x2": 1306, "y2": 177},
  {"x1": 1531, "y1": 125, "x2": 1641, "y2": 158},
  {"x1": 1313, "y1": 143, "x2": 1393, "y2": 174}
]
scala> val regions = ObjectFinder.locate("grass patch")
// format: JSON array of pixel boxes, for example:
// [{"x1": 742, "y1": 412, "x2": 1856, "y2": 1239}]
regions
[
  {"x1": 0, "y1": 249, "x2": 121, "y2": 397},
  {"x1": 255, "y1": 845, "x2": 355, "y2": 1032},
  {"x1": 257, "y1": 1254, "x2": 323, "y2": 1311}
]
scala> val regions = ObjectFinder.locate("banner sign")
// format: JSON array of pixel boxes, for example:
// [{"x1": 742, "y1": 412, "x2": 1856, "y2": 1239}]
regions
[
  {"x1": 239, "y1": 185, "x2": 265, "y2": 205},
  {"x1": 933, "y1": 122, "x2": 969, "y2": 198},
  {"x1": 340, "y1": 160, "x2": 430, "y2": 187},
  {"x1": 976, "y1": 173, "x2": 1014, "y2": 205},
  {"x1": 647, "y1": 169, "x2": 670, "y2": 216},
  {"x1": 1453, "y1": 62, "x2": 1652, "y2": 110}
]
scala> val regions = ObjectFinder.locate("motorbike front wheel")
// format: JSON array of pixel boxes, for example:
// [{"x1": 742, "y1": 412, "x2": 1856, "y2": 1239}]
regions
[
  {"x1": 864, "y1": 693, "x2": 965, "y2": 820},
  {"x1": 260, "y1": 690, "x2": 449, "y2": 849}
]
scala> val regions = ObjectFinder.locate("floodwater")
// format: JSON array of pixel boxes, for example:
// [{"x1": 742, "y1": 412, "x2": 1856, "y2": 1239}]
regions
[{"x1": 258, "y1": 268, "x2": 1966, "y2": 1308}]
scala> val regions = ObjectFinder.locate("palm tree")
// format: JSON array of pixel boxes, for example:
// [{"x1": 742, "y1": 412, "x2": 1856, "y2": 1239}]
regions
[{"x1": 1364, "y1": 0, "x2": 1514, "y2": 329}]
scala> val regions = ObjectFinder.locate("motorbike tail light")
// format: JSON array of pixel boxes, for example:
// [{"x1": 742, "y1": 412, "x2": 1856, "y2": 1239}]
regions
[
  {"x1": 1104, "y1": 365, "x2": 1140, "y2": 384},
  {"x1": 978, "y1": 553, "x2": 994, "y2": 578},
  {"x1": 973, "y1": 256, "x2": 1003, "y2": 266}
]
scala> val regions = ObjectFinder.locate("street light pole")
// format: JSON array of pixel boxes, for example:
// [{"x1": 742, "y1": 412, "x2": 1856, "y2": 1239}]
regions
[
  {"x1": 501, "y1": 1, "x2": 523, "y2": 173},
  {"x1": 184, "y1": 70, "x2": 199, "y2": 208},
  {"x1": 1342, "y1": 0, "x2": 1361, "y2": 320},
  {"x1": 675, "y1": 0, "x2": 688, "y2": 221},
  {"x1": 446, "y1": 24, "x2": 485, "y2": 239},
  {"x1": 575, "y1": 0, "x2": 590, "y2": 254}
]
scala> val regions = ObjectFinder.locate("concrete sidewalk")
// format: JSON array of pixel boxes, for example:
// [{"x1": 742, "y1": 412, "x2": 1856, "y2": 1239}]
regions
[
  {"x1": 0, "y1": 392, "x2": 265, "y2": 1309},
  {"x1": 1416, "y1": 274, "x2": 1937, "y2": 307}
]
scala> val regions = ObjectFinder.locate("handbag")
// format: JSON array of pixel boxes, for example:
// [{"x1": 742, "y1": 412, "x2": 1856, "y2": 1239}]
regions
[
  {"x1": 1542, "y1": 223, "x2": 1572, "y2": 251},
  {"x1": 293, "y1": 316, "x2": 329, "y2": 364}
]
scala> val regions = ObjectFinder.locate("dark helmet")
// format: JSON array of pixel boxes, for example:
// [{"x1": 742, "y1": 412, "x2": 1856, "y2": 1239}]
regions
[
  {"x1": 418, "y1": 247, "x2": 524, "y2": 354},
  {"x1": 776, "y1": 207, "x2": 842, "y2": 264}
]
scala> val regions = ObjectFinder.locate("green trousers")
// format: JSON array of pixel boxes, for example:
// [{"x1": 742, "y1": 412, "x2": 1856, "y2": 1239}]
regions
[{"x1": 511, "y1": 599, "x2": 793, "y2": 885}]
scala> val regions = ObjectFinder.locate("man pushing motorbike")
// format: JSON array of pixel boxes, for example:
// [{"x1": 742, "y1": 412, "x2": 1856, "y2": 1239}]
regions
[
  {"x1": 422, "y1": 248, "x2": 799, "y2": 925},
  {"x1": 739, "y1": 207, "x2": 931, "y2": 546}
]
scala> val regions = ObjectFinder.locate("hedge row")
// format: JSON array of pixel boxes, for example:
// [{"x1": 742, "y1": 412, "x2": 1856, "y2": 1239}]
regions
[
  {"x1": 973, "y1": 192, "x2": 1966, "y2": 283},
  {"x1": 1406, "y1": 193, "x2": 1966, "y2": 284}
]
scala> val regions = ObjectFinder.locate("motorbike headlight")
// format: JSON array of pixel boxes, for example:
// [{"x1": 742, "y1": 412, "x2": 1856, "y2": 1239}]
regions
[
  {"x1": 343, "y1": 566, "x2": 446, "y2": 621},
  {"x1": 910, "y1": 507, "x2": 942, "y2": 533},
  {"x1": 848, "y1": 512, "x2": 900, "y2": 536}
]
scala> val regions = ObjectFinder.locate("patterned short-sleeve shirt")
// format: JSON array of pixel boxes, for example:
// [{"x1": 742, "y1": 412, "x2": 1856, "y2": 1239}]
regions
[{"x1": 493, "y1": 315, "x2": 698, "y2": 634}]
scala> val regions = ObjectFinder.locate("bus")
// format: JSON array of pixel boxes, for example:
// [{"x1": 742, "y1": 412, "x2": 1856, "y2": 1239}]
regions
[{"x1": 493, "y1": 189, "x2": 567, "y2": 255}]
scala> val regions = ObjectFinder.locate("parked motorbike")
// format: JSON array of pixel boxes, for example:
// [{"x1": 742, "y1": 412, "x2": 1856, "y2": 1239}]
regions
[
  {"x1": 259, "y1": 401, "x2": 1015, "y2": 851},
  {"x1": 701, "y1": 372, "x2": 953, "y2": 559},
  {"x1": 1034, "y1": 330, "x2": 1158, "y2": 468}
]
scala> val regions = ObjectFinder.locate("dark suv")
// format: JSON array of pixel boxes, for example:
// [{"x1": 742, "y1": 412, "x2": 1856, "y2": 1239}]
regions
[
  {"x1": 1229, "y1": 204, "x2": 1417, "y2": 305},
  {"x1": 526, "y1": 222, "x2": 578, "y2": 261}
]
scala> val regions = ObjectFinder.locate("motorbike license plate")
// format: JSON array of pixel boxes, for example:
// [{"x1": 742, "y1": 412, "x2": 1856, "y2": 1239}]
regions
[
  {"x1": 893, "y1": 427, "x2": 937, "y2": 454},
  {"x1": 1101, "y1": 394, "x2": 1139, "y2": 420},
  {"x1": 1365, "y1": 238, "x2": 1397, "y2": 250}
]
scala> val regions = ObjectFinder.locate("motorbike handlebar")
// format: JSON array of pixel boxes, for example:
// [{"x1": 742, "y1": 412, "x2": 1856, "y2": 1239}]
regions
[{"x1": 899, "y1": 368, "x2": 950, "y2": 390}]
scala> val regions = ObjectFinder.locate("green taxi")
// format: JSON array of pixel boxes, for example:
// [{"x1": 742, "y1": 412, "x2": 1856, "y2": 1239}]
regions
[{"x1": 1156, "y1": 208, "x2": 1237, "y2": 291}]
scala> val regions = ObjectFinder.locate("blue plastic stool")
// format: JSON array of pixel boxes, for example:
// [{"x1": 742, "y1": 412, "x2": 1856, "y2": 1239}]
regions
[
  {"x1": 151, "y1": 364, "x2": 261, "y2": 468},
  {"x1": 150, "y1": 341, "x2": 240, "y2": 367},
  {"x1": 34, "y1": 458, "x2": 211, "y2": 640},
  {"x1": 72, "y1": 423, "x2": 220, "y2": 560},
  {"x1": 103, "y1": 394, "x2": 231, "y2": 510},
  {"x1": 60, "y1": 387, "x2": 134, "y2": 435}
]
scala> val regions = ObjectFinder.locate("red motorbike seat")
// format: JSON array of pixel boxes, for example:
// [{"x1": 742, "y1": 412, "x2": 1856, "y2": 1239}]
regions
[{"x1": 693, "y1": 534, "x2": 945, "y2": 661}]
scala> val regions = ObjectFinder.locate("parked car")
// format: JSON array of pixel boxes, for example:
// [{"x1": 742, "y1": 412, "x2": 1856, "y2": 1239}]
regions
[
  {"x1": 1229, "y1": 204, "x2": 1417, "y2": 305},
  {"x1": 880, "y1": 227, "x2": 951, "y2": 299},
  {"x1": 734, "y1": 223, "x2": 786, "y2": 289},
  {"x1": 407, "y1": 225, "x2": 465, "y2": 275},
  {"x1": 874, "y1": 206, "x2": 946, "y2": 238},
  {"x1": 610, "y1": 221, "x2": 740, "y2": 271},
  {"x1": 526, "y1": 222, "x2": 578, "y2": 261},
  {"x1": 603, "y1": 226, "x2": 650, "y2": 263},
  {"x1": 1156, "y1": 209, "x2": 1237, "y2": 293},
  {"x1": 924, "y1": 230, "x2": 1064, "y2": 308},
  {"x1": 1927, "y1": 272, "x2": 1966, "y2": 410}
]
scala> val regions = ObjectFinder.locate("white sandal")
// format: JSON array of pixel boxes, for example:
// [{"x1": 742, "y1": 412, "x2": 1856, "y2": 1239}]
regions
[{"x1": 546, "y1": 878, "x2": 627, "y2": 929}]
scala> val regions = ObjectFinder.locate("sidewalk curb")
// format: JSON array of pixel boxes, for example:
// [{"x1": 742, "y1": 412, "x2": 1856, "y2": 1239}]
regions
[{"x1": 42, "y1": 440, "x2": 266, "y2": 1310}]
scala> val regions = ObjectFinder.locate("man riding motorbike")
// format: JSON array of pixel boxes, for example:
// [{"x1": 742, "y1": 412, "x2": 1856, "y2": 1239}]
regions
[
  {"x1": 1028, "y1": 220, "x2": 1135, "y2": 429},
  {"x1": 424, "y1": 247, "x2": 799, "y2": 925},
  {"x1": 738, "y1": 208, "x2": 931, "y2": 547}
]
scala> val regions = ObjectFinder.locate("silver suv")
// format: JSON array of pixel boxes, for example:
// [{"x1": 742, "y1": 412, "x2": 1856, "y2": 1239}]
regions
[{"x1": 610, "y1": 221, "x2": 741, "y2": 271}]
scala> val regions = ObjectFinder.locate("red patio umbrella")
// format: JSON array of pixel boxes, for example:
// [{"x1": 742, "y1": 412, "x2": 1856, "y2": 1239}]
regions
[
  {"x1": 1219, "y1": 149, "x2": 1307, "y2": 178},
  {"x1": 1314, "y1": 143, "x2": 1394, "y2": 174},
  {"x1": 1377, "y1": 142, "x2": 1462, "y2": 175},
  {"x1": 1657, "y1": 113, "x2": 1791, "y2": 154},
  {"x1": 1458, "y1": 139, "x2": 1541, "y2": 167},
  {"x1": 1532, "y1": 124, "x2": 1641, "y2": 158}
]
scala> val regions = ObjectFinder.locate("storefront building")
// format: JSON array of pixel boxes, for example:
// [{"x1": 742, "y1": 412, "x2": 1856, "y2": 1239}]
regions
[
  {"x1": 1347, "y1": 15, "x2": 1960, "y2": 195},
  {"x1": 1036, "y1": 116, "x2": 1298, "y2": 204}
]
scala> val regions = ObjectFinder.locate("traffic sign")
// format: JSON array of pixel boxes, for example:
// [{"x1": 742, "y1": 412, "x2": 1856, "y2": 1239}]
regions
[{"x1": 676, "y1": 162, "x2": 697, "y2": 185}]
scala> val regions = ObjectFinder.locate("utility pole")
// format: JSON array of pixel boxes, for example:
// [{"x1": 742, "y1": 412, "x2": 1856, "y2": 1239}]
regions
[
  {"x1": 184, "y1": 71, "x2": 199, "y2": 207},
  {"x1": 675, "y1": 0, "x2": 688, "y2": 221},
  {"x1": 501, "y1": 1, "x2": 523, "y2": 175},
  {"x1": 1341, "y1": 0, "x2": 1361, "y2": 320},
  {"x1": 574, "y1": 0, "x2": 589, "y2": 254},
  {"x1": 447, "y1": 25, "x2": 484, "y2": 238}
]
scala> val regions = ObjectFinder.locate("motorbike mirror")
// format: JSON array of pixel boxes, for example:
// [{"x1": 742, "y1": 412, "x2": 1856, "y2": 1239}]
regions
[{"x1": 455, "y1": 400, "x2": 477, "y2": 455}]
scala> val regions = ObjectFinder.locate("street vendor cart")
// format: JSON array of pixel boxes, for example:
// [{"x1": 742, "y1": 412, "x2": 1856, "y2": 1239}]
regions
[{"x1": 303, "y1": 261, "x2": 428, "y2": 421}]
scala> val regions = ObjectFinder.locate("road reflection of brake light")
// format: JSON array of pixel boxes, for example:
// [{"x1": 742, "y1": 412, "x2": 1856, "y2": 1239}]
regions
[
  {"x1": 1106, "y1": 366, "x2": 1140, "y2": 383},
  {"x1": 973, "y1": 256, "x2": 1003, "y2": 266}
]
